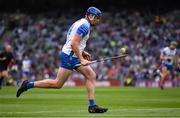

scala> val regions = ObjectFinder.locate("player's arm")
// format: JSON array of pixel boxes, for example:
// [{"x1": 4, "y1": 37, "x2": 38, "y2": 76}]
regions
[
  {"x1": 71, "y1": 34, "x2": 84, "y2": 61},
  {"x1": 71, "y1": 34, "x2": 90, "y2": 66},
  {"x1": 160, "y1": 51, "x2": 167, "y2": 61},
  {"x1": 82, "y1": 51, "x2": 91, "y2": 61},
  {"x1": 71, "y1": 23, "x2": 90, "y2": 66},
  {"x1": 0, "y1": 57, "x2": 6, "y2": 60},
  {"x1": 71, "y1": 37, "x2": 91, "y2": 61},
  {"x1": 173, "y1": 53, "x2": 178, "y2": 66},
  {"x1": 0, "y1": 53, "x2": 6, "y2": 61}
]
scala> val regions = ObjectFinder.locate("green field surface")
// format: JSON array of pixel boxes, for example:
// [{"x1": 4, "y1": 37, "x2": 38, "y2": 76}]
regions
[{"x1": 0, "y1": 87, "x2": 180, "y2": 118}]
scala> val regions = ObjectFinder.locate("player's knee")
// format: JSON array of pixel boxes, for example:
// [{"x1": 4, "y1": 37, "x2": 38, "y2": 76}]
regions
[
  {"x1": 162, "y1": 71, "x2": 168, "y2": 76},
  {"x1": 87, "y1": 71, "x2": 96, "y2": 80},
  {"x1": 2, "y1": 71, "x2": 8, "y2": 78},
  {"x1": 162, "y1": 73, "x2": 168, "y2": 78}
]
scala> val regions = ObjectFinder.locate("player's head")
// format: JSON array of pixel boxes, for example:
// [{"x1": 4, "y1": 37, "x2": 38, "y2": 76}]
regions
[
  {"x1": 86, "y1": 6, "x2": 102, "y2": 25},
  {"x1": 169, "y1": 41, "x2": 177, "y2": 50},
  {"x1": 5, "y1": 44, "x2": 13, "y2": 52}
]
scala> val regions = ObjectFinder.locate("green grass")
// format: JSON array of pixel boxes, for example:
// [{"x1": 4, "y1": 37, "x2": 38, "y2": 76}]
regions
[{"x1": 0, "y1": 87, "x2": 180, "y2": 118}]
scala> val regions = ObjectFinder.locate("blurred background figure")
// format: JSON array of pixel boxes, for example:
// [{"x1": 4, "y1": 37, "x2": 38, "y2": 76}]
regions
[
  {"x1": 0, "y1": 45, "x2": 15, "y2": 89},
  {"x1": 21, "y1": 55, "x2": 32, "y2": 82},
  {"x1": 159, "y1": 41, "x2": 178, "y2": 89}
]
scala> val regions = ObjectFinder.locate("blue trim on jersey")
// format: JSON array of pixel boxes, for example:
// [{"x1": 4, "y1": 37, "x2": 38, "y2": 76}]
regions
[
  {"x1": 59, "y1": 51, "x2": 80, "y2": 70},
  {"x1": 162, "y1": 51, "x2": 166, "y2": 55},
  {"x1": 76, "y1": 23, "x2": 89, "y2": 37}
]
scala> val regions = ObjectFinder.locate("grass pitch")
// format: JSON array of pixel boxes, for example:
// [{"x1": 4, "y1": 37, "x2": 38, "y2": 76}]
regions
[{"x1": 0, "y1": 87, "x2": 180, "y2": 118}]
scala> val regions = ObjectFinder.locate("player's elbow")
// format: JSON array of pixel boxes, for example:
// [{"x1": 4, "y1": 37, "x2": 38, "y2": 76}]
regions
[
  {"x1": 160, "y1": 56, "x2": 163, "y2": 60},
  {"x1": 70, "y1": 43, "x2": 74, "y2": 49},
  {"x1": 71, "y1": 42, "x2": 78, "y2": 50},
  {"x1": 71, "y1": 41, "x2": 74, "y2": 47},
  {"x1": 160, "y1": 54, "x2": 164, "y2": 60}
]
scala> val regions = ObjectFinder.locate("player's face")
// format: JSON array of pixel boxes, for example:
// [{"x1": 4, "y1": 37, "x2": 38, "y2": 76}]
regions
[
  {"x1": 88, "y1": 15, "x2": 100, "y2": 25},
  {"x1": 92, "y1": 16, "x2": 100, "y2": 25},
  {"x1": 5, "y1": 46, "x2": 12, "y2": 52},
  {"x1": 170, "y1": 45, "x2": 176, "y2": 50}
]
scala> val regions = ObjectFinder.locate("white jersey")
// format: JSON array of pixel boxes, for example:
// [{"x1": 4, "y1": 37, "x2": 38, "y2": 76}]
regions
[
  {"x1": 62, "y1": 18, "x2": 90, "y2": 57},
  {"x1": 22, "y1": 59, "x2": 32, "y2": 72},
  {"x1": 161, "y1": 47, "x2": 177, "y2": 65}
]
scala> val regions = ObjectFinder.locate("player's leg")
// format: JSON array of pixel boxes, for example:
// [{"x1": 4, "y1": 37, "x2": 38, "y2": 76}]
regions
[
  {"x1": 34, "y1": 67, "x2": 72, "y2": 88},
  {"x1": 0, "y1": 71, "x2": 3, "y2": 89},
  {"x1": 160, "y1": 66, "x2": 168, "y2": 89},
  {"x1": 77, "y1": 65, "x2": 96, "y2": 99},
  {"x1": 76, "y1": 65, "x2": 108, "y2": 113},
  {"x1": 0, "y1": 70, "x2": 8, "y2": 89},
  {"x1": 169, "y1": 69, "x2": 174, "y2": 80},
  {"x1": 1, "y1": 70, "x2": 9, "y2": 78},
  {"x1": 16, "y1": 67, "x2": 72, "y2": 97}
]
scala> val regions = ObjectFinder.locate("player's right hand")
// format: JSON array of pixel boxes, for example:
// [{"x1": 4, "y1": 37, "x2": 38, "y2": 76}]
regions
[
  {"x1": 82, "y1": 51, "x2": 91, "y2": 61},
  {"x1": 80, "y1": 59, "x2": 91, "y2": 66}
]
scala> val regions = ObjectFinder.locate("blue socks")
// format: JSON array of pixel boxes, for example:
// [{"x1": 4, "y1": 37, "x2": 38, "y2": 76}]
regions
[
  {"x1": 89, "y1": 99, "x2": 95, "y2": 107},
  {"x1": 27, "y1": 82, "x2": 34, "y2": 89}
]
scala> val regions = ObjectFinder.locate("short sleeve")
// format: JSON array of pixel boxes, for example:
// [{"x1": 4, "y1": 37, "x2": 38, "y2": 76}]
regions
[
  {"x1": 76, "y1": 23, "x2": 89, "y2": 38},
  {"x1": 161, "y1": 48, "x2": 167, "y2": 56}
]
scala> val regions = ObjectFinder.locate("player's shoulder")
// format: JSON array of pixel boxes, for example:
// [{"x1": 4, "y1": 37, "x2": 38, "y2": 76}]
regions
[
  {"x1": 163, "y1": 47, "x2": 169, "y2": 51},
  {"x1": 76, "y1": 18, "x2": 90, "y2": 27},
  {"x1": 79, "y1": 18, "x2": 89, "y2": 24}
]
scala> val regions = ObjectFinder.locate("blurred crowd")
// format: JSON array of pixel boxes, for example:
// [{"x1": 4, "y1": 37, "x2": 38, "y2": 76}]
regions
[{"x1": 0, "y1": 9, "x2": 179, "y2": 86}]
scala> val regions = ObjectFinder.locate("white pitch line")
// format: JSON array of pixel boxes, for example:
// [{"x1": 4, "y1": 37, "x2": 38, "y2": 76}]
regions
[{"x1": 0, "y1": 108, "x2": 180, "y2": 114}]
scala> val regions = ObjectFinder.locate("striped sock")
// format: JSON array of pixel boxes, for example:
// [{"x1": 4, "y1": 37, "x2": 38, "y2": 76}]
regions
[{"x1": 27, "y1": 82, "x2": 34, "y2": 89}]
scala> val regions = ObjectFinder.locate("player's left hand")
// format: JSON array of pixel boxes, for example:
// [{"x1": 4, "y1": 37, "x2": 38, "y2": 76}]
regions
[{"x1": 82, "y1": 51, "x2": 91, "y2": 61}]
